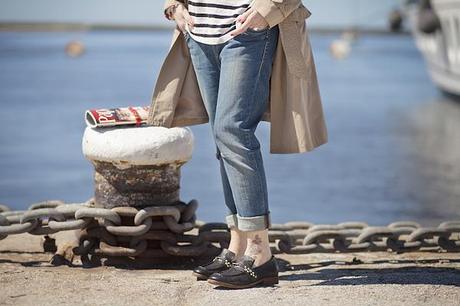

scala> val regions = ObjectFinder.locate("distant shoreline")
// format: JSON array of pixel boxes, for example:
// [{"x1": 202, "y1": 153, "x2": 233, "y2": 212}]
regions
[{"x1": 0, "y1": 22, "x2": 410, "y2": 35}]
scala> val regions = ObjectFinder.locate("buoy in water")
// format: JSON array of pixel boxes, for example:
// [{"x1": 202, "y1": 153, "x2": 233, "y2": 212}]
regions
[
  {"x1": 330, "y1": 39, "x2": 351, "y2": 60},
  {"x1": 65, "y1": 40, "x2": 85, "y2": 57}
]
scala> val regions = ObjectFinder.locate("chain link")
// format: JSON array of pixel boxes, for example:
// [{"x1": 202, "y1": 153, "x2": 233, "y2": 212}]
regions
[{"x1": 1, "y1": 200, "x2": 459, "y2": 258}]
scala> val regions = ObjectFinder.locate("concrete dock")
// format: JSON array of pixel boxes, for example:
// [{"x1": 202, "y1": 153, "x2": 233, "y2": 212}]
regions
[{"x1": 0, "y1": 233, "x2": 459, "y2": 306}]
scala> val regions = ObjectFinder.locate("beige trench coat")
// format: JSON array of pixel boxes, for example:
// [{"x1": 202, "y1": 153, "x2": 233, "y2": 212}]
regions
[{"x1": 146, "y1": 0, "x2": 328, "y2": 154}]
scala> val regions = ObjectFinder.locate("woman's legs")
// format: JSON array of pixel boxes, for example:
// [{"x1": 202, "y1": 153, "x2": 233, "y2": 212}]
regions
[
  {"x1": 184, "y1": 32, "x2": 246, "y2": 258},
  {"x1": 185, "y1": 25, "x2": 279, "y2": 265},
  {"x1": 214, "y1": 26, "x2": 279, "y2": 265}
]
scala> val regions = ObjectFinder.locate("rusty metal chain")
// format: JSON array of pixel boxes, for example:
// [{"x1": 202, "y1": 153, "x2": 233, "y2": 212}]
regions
[
  {"x1": 268, "y1": 220, "x2": 460, "y2": 254},
  {"x1": 0, "y1": 198, "x2": 198, "y2": 237},
  {"x1": 1, "y1": 200, "x2": 460, "y2": 258}
]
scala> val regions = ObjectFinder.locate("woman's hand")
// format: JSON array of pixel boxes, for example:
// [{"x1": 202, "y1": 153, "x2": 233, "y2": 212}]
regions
[
  {"x1": 170, "y1": 3, "x2": 195, "y2": 33},
  {"x1": 229, "y1": 7, "x2": 270, "y2": 37}
]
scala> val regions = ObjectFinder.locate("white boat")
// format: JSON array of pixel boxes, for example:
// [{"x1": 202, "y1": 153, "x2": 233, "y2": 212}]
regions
[{"x1": 405, "y1": 0, "x2": 460, "y2": 97}]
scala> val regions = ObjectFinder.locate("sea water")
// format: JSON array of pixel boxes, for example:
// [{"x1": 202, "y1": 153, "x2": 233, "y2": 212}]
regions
[{"x1": 0, "y1": 30, "x2": 459, "y2": 225}]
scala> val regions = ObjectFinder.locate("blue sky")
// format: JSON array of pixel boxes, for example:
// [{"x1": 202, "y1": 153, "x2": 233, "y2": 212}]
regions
[{"x1": 0, "y1": 0, "x2": 402, "y2": 29}]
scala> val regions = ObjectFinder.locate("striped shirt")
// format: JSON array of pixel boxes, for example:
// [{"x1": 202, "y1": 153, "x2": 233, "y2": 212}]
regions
[{"x1": 185, "y1": 0, "x2": 255, "y2": 45}]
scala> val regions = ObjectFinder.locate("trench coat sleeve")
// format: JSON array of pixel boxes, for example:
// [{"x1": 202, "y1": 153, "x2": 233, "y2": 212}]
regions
[{"x1": 251, "y1": 0, "x2": 303, "y2": 28}]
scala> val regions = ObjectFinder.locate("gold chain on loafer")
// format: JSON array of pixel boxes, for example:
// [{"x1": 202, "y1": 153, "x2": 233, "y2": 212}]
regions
[
  {"x1": 232, "y1": 261, "x2": 258, "y2": 279},
  {"x1": 213, "y1": 256, "x2": 233, "y2": 268}
]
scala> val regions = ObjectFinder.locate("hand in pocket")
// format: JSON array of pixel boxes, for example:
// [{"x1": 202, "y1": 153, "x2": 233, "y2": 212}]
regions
[{"x1": 229, "y1": 7, "x2": 269, "y2": 37}]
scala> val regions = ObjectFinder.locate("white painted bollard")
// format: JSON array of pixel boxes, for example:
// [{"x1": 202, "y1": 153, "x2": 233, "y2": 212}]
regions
[{"x1": 82, "y1": 126, "x2": 194, "y2": 208}]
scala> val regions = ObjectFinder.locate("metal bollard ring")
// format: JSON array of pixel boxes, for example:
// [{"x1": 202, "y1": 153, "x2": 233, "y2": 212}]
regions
[
  {"x1": 28, "y1": 200, "x2": 65, "y2": 210},
  {"x1": 0, "y1": 211, "x2": 25, "y2": 224},
  {"x1": 20, "y1": 208, "x2": 66, "y2": 235},
  {"x1": 134, "y1": 206, "x2": 180, "y2": 225},
  {"x1": 355, "y1": 226, "x2": 396, "y2": 244},
  {"x1": 388, "y1": 221, "x2": 421, "y2": 229},
  {"x1": 20, "y1": 208, "x2": 66, "y2": 224},
  {"x1": 337, "y1": 221, "x2": 369, "y2": 229},
  {"x1": 48, "y1": 203, "x2": 93, "y2": 231},
  {"x1": 303, "y1": 230, "x2": 342, "y2": 245},
  {"x1": 48, "y1": 218, "x2": 92, "y2": 231},
  {"x1": 104, "y1": 218, "x2": 153, "y2": 236},
  {"x1": 75, "y1": 207, "x2": 121, "y2": 225},
  {"x1": 306, "y1": 224, "x2": 346, "y2": 233},
  {"x1": 100, "y1": 206, "x2": 154, "y2": 236},
  {"x1": 0, "y1": 204, "x2": 11, "y2": 214},
  {"x1": 0, "y1": 218, "x2": 39, "y2": 235},
  {"x1": 406, "y1": 227, "x2": 451, "y2": 242},
  {"x1": 163, "y1": 216, "x2": 194, "y2": 233}
]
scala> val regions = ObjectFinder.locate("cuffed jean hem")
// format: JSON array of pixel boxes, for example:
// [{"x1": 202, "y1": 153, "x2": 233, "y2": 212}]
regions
[
  {"x1": 225, "y1": 213, "x2": 271, "y2": 232},
  {"x1": 225, "y1": 214, "x2": 239, "y2": 229}
]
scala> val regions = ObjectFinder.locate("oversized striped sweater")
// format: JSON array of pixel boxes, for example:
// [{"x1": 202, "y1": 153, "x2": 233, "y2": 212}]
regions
[{"x1": 184, "y1": 0, "x2": 256, "y2": 45}]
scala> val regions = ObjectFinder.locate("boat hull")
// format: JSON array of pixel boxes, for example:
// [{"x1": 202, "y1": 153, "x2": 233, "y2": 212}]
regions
[{"x1": 406, "y1": 0, "x2": 460, "y2": 97}]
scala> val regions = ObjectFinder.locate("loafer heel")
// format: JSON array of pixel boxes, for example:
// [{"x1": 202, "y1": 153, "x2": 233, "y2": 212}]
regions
[
  {"x1": 192, "y1": 271, "x2": 208, "y2": 281},
  {"x1": 262, "y1": 276, "x2": 278, "y2": 285}
]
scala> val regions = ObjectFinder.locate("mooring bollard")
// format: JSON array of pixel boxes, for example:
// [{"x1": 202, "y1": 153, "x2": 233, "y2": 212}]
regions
[
  {"x1": 82, "y1": 125, "x2": 194, "y2": 208},
  {"x1": 74, "y1": 125, "x2": 211, "y2": 261}
]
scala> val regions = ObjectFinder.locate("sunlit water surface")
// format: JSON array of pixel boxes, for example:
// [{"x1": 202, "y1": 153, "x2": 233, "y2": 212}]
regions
[{"x1": 0, "y1": 30, "x2": 459, "y2": 226}]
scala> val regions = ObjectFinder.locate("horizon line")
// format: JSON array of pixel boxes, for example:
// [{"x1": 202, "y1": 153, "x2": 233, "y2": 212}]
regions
[{"x1": 0, "y1": 22, "x2": 410, "y2": 35}]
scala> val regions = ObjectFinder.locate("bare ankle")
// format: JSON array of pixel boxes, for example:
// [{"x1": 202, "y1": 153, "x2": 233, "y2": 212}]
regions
[
  {"x1": 228, "y1": 227, "x2": 247, "y2": 259},
  {"x1": 244, "y1": 229, "x2": 272, "y2": 267}
]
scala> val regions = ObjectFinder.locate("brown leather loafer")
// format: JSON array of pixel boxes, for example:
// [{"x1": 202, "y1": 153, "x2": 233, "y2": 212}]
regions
[
  {"x1": 192, "y1": 248, "x2": 236, "y2": 280},
  {"x1": 207, "y1": 255, "x2": 279, "y2": 289}
]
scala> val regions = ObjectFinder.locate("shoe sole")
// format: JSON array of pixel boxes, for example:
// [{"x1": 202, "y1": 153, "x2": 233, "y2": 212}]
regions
[
  {"x1": 192, "y1": 271, "x2": 209, "y2": 281},
  {"x1": 207, "y1": 276, "x2": 279, "y2": 289}
]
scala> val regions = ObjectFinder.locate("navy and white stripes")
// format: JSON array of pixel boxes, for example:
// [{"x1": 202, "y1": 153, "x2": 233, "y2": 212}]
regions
[{"x1": 185, "y1": 0, "x2": 255, "y2": 45}]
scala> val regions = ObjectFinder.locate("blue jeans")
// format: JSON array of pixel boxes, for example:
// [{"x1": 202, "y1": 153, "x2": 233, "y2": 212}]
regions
[{"x1": 183, "y1": 25, "x2": 279, "y2": 231}]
